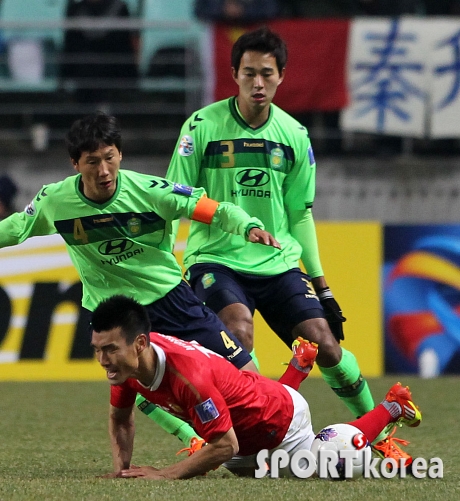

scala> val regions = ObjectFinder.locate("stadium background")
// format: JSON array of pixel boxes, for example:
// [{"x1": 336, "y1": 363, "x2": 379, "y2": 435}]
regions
[{"x1": 0, "y1": 0, "x2": 459, "y2": 381}]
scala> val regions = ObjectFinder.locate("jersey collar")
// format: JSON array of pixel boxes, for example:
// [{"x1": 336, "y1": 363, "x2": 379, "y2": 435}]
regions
[
  {"x1": 229, "y1": 96, "x2": 273, "y2": 133},
  {"x1": 138, "y1": 342, "x2": 166, "y2": 391},
  {"x1": 74, "y1": 171, "x2": 121, "y2": 209}
]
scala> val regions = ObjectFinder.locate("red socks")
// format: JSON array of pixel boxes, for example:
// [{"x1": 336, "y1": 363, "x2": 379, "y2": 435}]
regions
[
  {"x1": 278, "y1": 364, "x2": 311, "y2": 391},
  {"x1": 348, "y1": 403, "x2": 394, "y2": 443}
]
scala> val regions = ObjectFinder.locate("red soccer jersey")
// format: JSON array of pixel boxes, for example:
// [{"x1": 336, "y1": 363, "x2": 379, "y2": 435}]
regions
[{"x1": 110, "y1": 333, "x2": 294, "y2": 456}]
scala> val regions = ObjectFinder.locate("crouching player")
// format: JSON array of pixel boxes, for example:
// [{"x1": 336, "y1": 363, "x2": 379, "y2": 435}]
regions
[{"x1": 91, "y1": 295, "x2": 422, "y2": 479}]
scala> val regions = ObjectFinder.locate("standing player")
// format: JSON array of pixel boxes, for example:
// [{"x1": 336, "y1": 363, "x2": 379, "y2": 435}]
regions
[
  {"x1": 91, "y1": 295, "x2": 422, "y2": 480},
  {"x1": 0, "y1": 111, "x2": 280, "y2": 451},
  {"x1": 163, "y1": 27, "x2": 408, "y2": 463}
]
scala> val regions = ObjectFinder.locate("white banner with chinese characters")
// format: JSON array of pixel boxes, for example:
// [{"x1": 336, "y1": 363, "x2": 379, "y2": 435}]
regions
[
  {"x1": 208, "y1": 17, "x2": 460, "y2": 138},
  {"x1": 428, "y1": 19, "x2": 460, "y2": 138},
  {"x1": 341, "y1": 17, "x2": 431, "y2": 137}
]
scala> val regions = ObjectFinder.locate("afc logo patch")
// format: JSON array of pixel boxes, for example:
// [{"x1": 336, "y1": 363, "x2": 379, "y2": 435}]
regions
[
  {"x1": 195, "y1": 398, "x2": 220, "y2": 423},
  {"x1": 178, "y1": 135, "x2": 194, "y2": 156},
  {"x1": 172, "y1": 183, "x2": 193, "y2": 196},
  {"x1": 24, "y1": 201, "x2": 36, "y2": 216}
]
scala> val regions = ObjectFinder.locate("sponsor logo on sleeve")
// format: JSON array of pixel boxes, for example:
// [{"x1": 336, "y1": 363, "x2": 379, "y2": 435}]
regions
[
  {"x1": 178, "y1": 135, "x2": 194, "y2": 156},
  {"x1": 308, "y1": 146, "x2": 315, "y2": 166},
  {"x1": 195, "y1": 398, "x2": 220, "y2": 423},
  {"x1": 24, "y1": 201, "x2": 36, "y2": 216},
  {"x1": 172, "y1": 183, "x2": 194, "y2": 196}
]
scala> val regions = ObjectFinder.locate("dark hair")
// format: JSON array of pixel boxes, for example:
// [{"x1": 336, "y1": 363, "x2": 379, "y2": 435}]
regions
[
  {"x1": 231, "y1": 27, "x2": 287, "y2": 75},
  {"x1": 65, "y1": 111, "x2": 122, "y2": 162},
  {"x1": 91, "y1": 295, "x2": 151, "y2": 345},
  {"x1": 0, "y1": 175, "x2": 18, "y2": 209}
]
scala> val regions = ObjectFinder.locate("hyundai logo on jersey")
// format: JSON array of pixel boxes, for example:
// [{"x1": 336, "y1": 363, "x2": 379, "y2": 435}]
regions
[{"x1": 236, "y1": 169, "x2": 270, "y2": 187}]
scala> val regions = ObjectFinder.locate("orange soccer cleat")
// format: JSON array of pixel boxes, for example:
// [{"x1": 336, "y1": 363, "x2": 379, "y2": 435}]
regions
[
  {"x1": 385, "y1": 382, "x2": 422, "y2": 428},
  {"x1": 291, "y1": 337, "x2": 318, "y2": 371}
]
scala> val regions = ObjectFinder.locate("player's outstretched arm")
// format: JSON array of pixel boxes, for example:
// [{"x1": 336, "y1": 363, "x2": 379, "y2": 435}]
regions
[
  {"x1": 0, "y1": 195, "x2": 54, "y2": 248},
  {"x1": 119, "y1": 428, "x2": 238, "y2": 480},
  {"x1": 188, "y1": 194, "x2": 279, "y2": 246},
  {"x1": 165, "y1": 184, "x2": 279, "y2": 248}
]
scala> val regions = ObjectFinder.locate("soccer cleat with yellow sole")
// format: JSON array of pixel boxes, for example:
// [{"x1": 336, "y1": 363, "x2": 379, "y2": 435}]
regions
[{"x1": 385, "y1": 382, "x2": 422, "y2": 428}]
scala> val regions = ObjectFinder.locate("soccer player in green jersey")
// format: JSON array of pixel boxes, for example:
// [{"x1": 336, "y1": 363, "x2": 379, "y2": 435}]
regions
[
  {"x1": 0, "y1": 111, "x2": 281, "y2": 452},
  {"x1": 163, "y1": 27, "x2": 412, "y2": 465}
]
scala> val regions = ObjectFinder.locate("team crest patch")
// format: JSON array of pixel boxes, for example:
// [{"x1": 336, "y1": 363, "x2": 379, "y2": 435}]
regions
[
  {"x1": 308, "y1": 146, "x2": 315, "y2": 166},
  {"x1": 178, "y1": 135, "x2": 194, "y2": 156},
  {"x1": 127, "y1": 216, "x2": 141, "y2": 236},
  {"x1": 195, "y1": 398, "x2": 220, "y2": 424},
  {"x1": 24, "y1": 201, "x2": 36, "y2": 216},
  {"x1": 270, "y1": 147, "x2": 284, "y2": 170},
  {"x1": 201, "y1": 273, "x2": 215, "y2": 289},
  {"x1": 172, "y1": 183, "x2": 193, "y2": 196}
]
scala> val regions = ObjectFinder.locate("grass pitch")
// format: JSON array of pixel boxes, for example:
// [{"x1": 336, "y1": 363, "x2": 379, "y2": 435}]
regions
[{"x1": 0, "y1": 376, "x2": 457, "y2": 501}]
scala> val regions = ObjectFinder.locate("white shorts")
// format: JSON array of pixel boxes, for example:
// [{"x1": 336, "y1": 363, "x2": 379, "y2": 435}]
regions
[{"x1": 223, "y1": 385, "x2": 314, "y2": 477}]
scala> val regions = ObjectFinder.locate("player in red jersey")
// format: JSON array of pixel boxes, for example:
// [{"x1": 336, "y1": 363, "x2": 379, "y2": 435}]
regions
[{"x1": 91, "y1": 295, "x2": 421, "y2": 479}]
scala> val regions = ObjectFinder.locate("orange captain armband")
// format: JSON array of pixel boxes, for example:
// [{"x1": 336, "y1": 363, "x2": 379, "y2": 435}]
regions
[{"x1": 191, "y1": 196, "x2": 219, "y2": 224}]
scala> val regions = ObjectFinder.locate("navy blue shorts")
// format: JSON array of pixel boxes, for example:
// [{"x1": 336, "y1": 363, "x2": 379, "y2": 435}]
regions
[
  {"x1": 187, "y1": 264, "x2": 325, "y2": 348},
  {"x1": 87, "y1": 281, "x2": 251, "y2": 369}
]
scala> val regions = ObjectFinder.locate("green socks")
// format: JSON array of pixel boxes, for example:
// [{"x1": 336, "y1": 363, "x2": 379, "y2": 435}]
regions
[
  {"x1": 318, "y1": 347, "x2": 375, "y2": 419},
  {"x1": 136, "y1": 394, "x2": 200, "y2": 446},
  {"x1": 250, "y1": 348, "x2": 260, "y2": 370}
]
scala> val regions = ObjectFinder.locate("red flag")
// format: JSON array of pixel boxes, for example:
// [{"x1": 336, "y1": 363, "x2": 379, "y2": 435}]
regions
[{"x1": 213, "y1": 19, "x2": 350, "y2": 112}]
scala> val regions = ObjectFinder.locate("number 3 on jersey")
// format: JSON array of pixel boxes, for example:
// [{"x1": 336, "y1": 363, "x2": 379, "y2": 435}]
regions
[
  {"x1": 73, "y1": 218, "x2": 89, "y2": 244},
  {"x1": 220, "y1": 330, "x2": 237, "y2": 350},
  {"x1": 221, "y1": 140, "x2": 235, "y2": 168}
]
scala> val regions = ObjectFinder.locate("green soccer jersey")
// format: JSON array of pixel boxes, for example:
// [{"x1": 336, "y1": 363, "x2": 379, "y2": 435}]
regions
[
  {"x1": 0, "y1": 169, "x2": 263, "y2": 310},
  {"x1": 167, "y1": 97, "x2": 317, "y2": 275}
]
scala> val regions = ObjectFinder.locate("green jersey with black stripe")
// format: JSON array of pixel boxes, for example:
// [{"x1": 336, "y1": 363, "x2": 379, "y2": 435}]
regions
[
  {"x1": 0, "y1": 169, "x2": 263, "y2": 310},
  {"x1": 167, "y1": 97, "x2": 317, "y2": 275}
]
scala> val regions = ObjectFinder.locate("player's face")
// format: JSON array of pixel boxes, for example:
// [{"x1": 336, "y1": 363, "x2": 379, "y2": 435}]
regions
[
  {"x1": 232, "y1": 51, "x2": 285, "y2": 118},
  {"x1": 91, "y1": 327, "x2": 140, "y2": 385},
  {"x1": 72, "y1": 143, "x2": 122, "y2": 203}
]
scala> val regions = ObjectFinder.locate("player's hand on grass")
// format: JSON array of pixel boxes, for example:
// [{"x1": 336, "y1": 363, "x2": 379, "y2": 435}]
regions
[
  {"x1": 120, "y1": 465, "x2": 163, "y2": 479},
  {"x1": 98, "y1": 464, "x2": 145, "y2": 479},
  {"x1": 248, "y1": 228, "x2": 281, "y2": 249},
  {"x1": 98, "y1": 471, "x2": 125, "y2": 479}
]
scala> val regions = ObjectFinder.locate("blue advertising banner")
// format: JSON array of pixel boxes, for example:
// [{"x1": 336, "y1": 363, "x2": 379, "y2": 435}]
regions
[{"x1": 384, "y1": 225, "x2": 460, "y2": 377}]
